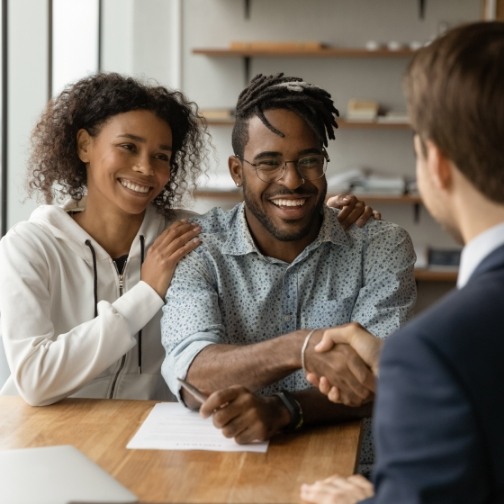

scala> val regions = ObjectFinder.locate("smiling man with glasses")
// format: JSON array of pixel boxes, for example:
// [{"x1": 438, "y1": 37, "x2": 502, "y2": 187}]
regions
[{"x1": 161, "y1": 73, "x2": 416, "y2": 475}]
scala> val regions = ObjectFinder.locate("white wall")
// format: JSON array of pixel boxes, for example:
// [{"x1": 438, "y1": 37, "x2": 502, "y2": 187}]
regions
[
  {"x1": 6, "y1": 0, "x2": 49, "y2": 229},
  {"x1": 101, "y1": 0, "x2": 179, "y2": 87},
  {"x1": 6, "y1": 0, "x2": 101, "y2": 228},
  {"x1": 101, "y1": 0, "x2": 136, "y2": 75},
  {"x1": 51, "y1": 0, "x2": 100, "y2": 97}
]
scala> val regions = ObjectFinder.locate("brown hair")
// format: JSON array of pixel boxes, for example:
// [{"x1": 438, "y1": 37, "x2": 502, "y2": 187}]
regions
[{"x1": 403, "y1": 21, "x2": 504, "y2": 203}]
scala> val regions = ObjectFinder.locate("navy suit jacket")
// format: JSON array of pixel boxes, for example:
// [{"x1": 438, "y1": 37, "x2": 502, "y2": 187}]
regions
[{"x1": 363, "y1": 244, "x2": 504, "y2": 503}]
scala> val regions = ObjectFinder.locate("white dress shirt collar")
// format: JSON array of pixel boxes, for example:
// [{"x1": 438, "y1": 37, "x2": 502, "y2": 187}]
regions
[{"x1": 457, "y1": 221, "x2": 504, "y2": 288}]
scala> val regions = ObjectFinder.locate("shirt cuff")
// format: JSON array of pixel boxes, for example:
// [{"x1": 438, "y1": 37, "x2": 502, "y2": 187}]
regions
[
  {"x1": 162, "y1": 339, "x2": 215, "y2": 401},
  {"x1": 112, "y1": 281, "x2": 164, "y2": 335}
]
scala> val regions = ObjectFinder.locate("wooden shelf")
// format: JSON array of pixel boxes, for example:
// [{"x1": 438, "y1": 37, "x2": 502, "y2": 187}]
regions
[
  {"x1": 193, "y1": 189, "x2": 242, "y2": 200},
  {"x1": 203, "y1": 116, "x2": 410, "y2": 129},
  {"x1": 192, "y1": 47, "x2": 415, "y2": 58},
  {"x1": 340, "y1": 119, "x2": 410, "y2": 129},
  {"x1": 192, "y1": 46, "x2": 415, "y2": 82},
  {"x1": 414, "y1": 269, "x2": 458, "y2": 282},
  {"x1": 352, "y1": 194, "x2": 422, "y2": 204}
]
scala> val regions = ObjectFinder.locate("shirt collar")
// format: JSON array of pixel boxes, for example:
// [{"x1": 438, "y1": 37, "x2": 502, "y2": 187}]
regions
[
  {"x1": 222, "y1": 203, "x2": 350, "y2": 258},
  {"x1": 457, "y1": 221, "x2": 504, "y2": 288}
]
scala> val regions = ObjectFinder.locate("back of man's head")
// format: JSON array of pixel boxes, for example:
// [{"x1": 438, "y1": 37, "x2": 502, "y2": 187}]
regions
[
  {"x1": 404, "y1": 21, "x2": 504, "y2": 203},
  {"x1": 231, "y1": 73, "x2": 339, "y2": 157}
]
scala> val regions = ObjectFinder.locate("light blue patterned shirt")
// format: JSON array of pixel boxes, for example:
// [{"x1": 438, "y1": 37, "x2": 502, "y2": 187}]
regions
[{"x1": 161, "y1": 203, "x2": 416, "y2": 468}]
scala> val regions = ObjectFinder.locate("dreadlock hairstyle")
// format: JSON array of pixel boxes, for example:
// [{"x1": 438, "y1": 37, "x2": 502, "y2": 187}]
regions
[{"x1": 231, "y1": 73, "x2": 339, "y2": 157}]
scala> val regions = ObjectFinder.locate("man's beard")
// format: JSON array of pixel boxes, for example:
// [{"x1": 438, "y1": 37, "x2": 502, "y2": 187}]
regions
[{"x1": 242, "y1": 181, "x2": 326, "y2": 242}]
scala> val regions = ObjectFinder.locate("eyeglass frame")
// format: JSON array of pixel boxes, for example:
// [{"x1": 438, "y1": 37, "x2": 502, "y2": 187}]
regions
[{"x1": 234, "y1": 149, "x2": 330, "y2": 183}]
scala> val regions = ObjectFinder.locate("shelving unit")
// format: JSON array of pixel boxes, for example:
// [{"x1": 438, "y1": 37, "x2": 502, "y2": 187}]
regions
[
  {"x1": 191, "y1": 42, "x2": 459, "y2": 289},
  {"x1": 193, "y1": 46, "x2": 417, "y2": 211}
]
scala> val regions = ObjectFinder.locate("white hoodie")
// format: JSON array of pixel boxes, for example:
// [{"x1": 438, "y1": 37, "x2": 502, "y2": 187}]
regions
[{"x1": 0, "y1": 199, "x2": 194, "y2": 405}]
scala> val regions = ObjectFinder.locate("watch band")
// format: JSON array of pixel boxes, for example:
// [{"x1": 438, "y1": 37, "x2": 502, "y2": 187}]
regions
[{"x1": 272, "y1": 390, "x2": 304, "y2": 432}]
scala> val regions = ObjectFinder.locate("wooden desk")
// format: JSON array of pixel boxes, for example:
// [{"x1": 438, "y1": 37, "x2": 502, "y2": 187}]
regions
[{"x1": 0, "y1": 396, "x2": 362, "y2": 503}]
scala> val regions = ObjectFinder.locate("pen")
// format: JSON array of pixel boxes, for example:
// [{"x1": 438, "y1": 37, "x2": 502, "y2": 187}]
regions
[{"x1": 177, "y1": 377, "x2": 208, "y2": 403}]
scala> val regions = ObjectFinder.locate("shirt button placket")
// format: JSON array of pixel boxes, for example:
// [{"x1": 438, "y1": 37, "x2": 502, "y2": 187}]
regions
[{"x1": 281, "y1": 266, "x2": 298, "y2": 334}]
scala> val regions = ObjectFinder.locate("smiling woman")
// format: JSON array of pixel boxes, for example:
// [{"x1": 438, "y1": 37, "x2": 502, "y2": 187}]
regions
[
  {"x1": 0, "y1": 72, "x2": 209, "y2": 406},
  {"x1": 74, "y1": 109, "x2": 174, "y2": 230}
]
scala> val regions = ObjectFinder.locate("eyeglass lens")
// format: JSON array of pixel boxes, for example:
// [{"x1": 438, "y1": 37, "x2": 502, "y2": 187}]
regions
[{"x1": 255, "y1": 154, "x2": 327, "y2": 182}]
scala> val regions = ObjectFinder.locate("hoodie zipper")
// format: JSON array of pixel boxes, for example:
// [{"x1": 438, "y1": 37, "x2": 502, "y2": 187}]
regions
[{"x1": 109, "y1": 260, "x2": 127, "y2": 399}]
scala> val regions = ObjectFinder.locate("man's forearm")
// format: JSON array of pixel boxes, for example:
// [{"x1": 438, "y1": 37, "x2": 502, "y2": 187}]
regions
[{"x1": 183, "y1": 330, "x2": 306, "y2": 407}]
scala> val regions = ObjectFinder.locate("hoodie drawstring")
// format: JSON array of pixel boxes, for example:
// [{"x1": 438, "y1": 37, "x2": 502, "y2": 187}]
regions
[
  {"x1": 85, "y1": 240, "x2": 98, "y2": 317},
  {"x1": 86, "y1": 237, "x2": 146, "y2": 374},
  {"x1": 138, "y1": 235, "x2": 145, "y2": 372}
]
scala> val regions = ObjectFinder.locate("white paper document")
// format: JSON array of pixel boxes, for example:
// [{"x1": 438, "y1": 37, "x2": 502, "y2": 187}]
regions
[{"x1": 127, "y1": 402, "x2": 269, "y2": 453}]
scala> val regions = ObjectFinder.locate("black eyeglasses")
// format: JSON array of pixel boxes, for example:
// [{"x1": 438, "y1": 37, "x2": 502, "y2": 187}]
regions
[{"x1": 236, "y1": 151, "x2": 329, "y2": 183}]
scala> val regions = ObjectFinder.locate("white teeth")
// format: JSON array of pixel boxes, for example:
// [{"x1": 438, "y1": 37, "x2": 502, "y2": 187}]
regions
[
  {"x1": 120, "y1": 179, "x2": 150, "y2": 194},
  {"x1": 272, "y1": 198, "x2": 306, "y2": 207}
]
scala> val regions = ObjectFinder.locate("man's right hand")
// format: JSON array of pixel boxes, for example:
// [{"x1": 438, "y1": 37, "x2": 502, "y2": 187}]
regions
[{"x1": 304, "y1": 323, "x2": 382, "y2": 405}]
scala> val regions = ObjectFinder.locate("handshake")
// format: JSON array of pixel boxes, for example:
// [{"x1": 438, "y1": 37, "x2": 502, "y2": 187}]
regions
[{"x1": 303, "y1": 322, "x2": 383, "y2": 407}]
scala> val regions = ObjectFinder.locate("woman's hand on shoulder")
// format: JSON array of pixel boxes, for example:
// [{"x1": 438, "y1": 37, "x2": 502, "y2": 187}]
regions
[
  {"x1": 327, "y1": 193, "x2": 381, "y2": 230},
  {"x1": 141, "y1": 219, "x2": 201, "y2": 298}
]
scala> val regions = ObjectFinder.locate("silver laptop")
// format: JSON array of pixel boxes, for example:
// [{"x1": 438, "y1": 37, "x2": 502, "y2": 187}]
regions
[{"x1": 0, "y1": 445, "x2": 138, "y2": 504}]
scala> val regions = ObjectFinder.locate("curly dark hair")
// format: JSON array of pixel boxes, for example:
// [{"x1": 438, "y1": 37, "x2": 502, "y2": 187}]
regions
[
  {"x1": 27, "y1": 72, "x2": 210, "y2": 215},
  {"x1": 231, "y1": 73, "x2": 339, "y2": 157}
]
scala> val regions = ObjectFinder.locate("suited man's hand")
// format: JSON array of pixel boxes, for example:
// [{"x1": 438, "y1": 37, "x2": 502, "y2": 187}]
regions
[
  {"x1": 303, "y1": 331, "x2": 375, "y2": 407},
  {"x1": 301, "y1": 474, "x2": 374, "y2": 504},
  {"x1": 305, "y1": 323, "x2": 382, "y2": 405},
  {"x1": 315, "y1": 323, "x2": 382, "y2": 376}
]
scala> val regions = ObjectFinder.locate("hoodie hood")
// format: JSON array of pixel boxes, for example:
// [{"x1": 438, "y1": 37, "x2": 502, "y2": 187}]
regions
[{"x1": 28, "y1": 197, "x2": 169, "y2": 262}]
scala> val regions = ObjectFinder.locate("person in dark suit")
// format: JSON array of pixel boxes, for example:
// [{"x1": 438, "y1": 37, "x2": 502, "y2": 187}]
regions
[{"x1": 300, "y1": 20, "x2": 504, "y2": 504}]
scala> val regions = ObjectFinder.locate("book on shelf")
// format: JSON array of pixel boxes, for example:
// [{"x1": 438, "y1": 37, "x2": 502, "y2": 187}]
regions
[
  {"x1": 196, "y1": 173, "x2": 239, "y2": 192},
  {"x1": 351, "y1": 175, "x2": 406, "y2": 195},
  {"x1": 200, "y1": 108, "x2": 235, "y2": 121},
  {"x1": 346, "y1": 99, "x2": 379, "y2": 121},
  {"x1": 414, "y1": 244, "x2": 462, "y2": 271},
  {"x1": 428, "y1": 248, "x2": 462, "y2": 269},
  {"x1": 327, "y1": 167, "x2": 411, "y2": 196}
]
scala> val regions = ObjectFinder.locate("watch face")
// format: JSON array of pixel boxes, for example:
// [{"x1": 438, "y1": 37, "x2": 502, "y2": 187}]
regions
[{"x1": 274, "y1": 390, "x2": 303, "y2": 432}]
